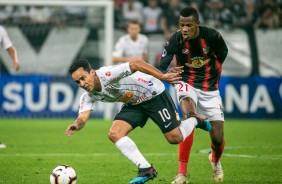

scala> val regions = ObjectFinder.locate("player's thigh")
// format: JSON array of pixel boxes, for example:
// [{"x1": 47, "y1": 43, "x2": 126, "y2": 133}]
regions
[
  {"x1": 140, "y1": 90, "x2": 181, "y2": 133},
  {"x1": 114, "y1": 104, "x2": 149, "y2": 130},
  {"x1": 197, "y1": 90, "x2": 224, "y2": 121},
  {"x1": 174, "y1": 82, "x2": 198, "y2": 105}
]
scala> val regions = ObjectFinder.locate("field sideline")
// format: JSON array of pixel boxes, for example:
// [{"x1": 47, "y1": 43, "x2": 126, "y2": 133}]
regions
[{"x1": 0, "y1": 119, "x2": 281, "y2": 184}]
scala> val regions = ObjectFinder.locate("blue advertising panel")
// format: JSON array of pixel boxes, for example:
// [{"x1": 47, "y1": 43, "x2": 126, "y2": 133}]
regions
[
  {"x1": 0, "y1": 74, "x2": 104, "y2": 118},
  {"x1": 219, "y1": 76, "x2": 282, "y2": 119},
  {"x1": 1, "y1": 74, "x2": 281, "y2": 119}
]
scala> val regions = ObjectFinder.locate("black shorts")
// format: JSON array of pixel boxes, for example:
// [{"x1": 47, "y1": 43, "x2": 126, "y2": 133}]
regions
[{"x1": 114, "y1": 90, "x2": 181, "y2": 133}]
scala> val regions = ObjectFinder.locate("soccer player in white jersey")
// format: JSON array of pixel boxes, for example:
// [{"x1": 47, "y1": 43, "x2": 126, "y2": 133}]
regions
[
  {"x1": 0, "y1": 25, "x2": 20, "y2": 71},
  {"x1": 112, "y1": 20, "x2": 148, "y2": 63},
  {"x1": 65, "y1": 59, "x2": 212, "y2": 184}
]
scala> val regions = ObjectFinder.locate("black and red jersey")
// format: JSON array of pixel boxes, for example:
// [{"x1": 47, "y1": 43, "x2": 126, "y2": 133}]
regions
[{"x1": 158, "y1": 26, "x2": 228, "y2": 91}]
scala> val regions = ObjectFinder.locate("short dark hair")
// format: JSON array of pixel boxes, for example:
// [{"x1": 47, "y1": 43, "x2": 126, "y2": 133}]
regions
[
  {"x1": 180, "y1": 7, "x2": 199, "y2": 21},
  {"x1": 68, "y1": 59, "x2": 92, "y2": 75},
  {"x1": 127, "y1": 20, "x2": 140, "y2": 27}
]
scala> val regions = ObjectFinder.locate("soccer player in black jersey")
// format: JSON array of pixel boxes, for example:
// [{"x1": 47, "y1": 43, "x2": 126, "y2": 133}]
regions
[{"x1": 157, "y1": 7, "x2": 228, "y2": 183}]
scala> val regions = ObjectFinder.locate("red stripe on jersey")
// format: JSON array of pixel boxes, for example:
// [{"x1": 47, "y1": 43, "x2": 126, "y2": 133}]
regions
[
  {"x1": 215, "y1": 59, "x2": 222, "y2": 89},
  {"x1": 185, "y1": 41, "x2": 195, "y2": 86},
  {"x1": 200, "y1": 39, "x2": 210, "y2": 91}
]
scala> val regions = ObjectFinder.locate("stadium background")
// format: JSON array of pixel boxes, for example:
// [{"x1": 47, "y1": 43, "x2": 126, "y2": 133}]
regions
[
  {"x1": 0, "y1": 0, "x2": 281, "y2": 119},
  {"x1": 0, "y1": 1, "x2": 282, "y2": 184}
]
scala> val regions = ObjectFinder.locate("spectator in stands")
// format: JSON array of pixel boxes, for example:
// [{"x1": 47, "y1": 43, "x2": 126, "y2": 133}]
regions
[
  {"x1": 11, "y1": 6, "x2": 29, "y2": 25},
  {"x1": 161, "y1": 0, "x2": 186, "y2": 38},
  {"x1": 64, "y1": 6, "x2": 87, "y2": 26},
  {"x1": 142, "y1": 0, "x2": 163, "y2": 35},
  {"x1": 219, "y1": 4, "x2": 233, "y2": 30},
  {"x1": 230, "y1": 0, "x2": 257, "y2": 29},
  {"x1": 254, "y1": 5, "x2": 280, "y2": 29},
  {"x1": 0, "y1": 25, "x2": 20, "y2": 71},
  {"x1": 29, "y1": 6, "x2": 52, "y2": 24},
  {"x1": 203, "y1": 0, "x2": 224, "y2": 28},
  {"x1": 0, "y1": 5, "x2": 13, "y2": 24},
  {"x1": 114, "y1": 0, "x2": 126, "y2": 29},
  {"x1": 122, "y1": 0, "x2": 143, "y2": 26},
  {"x1": 112, "y1": 20, "x2": 148, "y2": 63}
]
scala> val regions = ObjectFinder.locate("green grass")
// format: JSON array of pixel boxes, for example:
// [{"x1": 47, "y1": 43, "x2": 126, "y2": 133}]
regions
[{"x1": 0, "y1": 119, "x2": 281, "y2": 184}]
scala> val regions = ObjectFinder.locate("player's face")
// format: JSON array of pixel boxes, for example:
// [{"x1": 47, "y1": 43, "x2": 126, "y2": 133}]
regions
[
  {"x1": 179, "y1": 15, "x2": 199, "y2": 40},
  {"x1": 72, "y1": 67, "x2": 95, "y2": 92},
  {"x1": 127, "y1": 23, "x2": 140, "y2": 40}
]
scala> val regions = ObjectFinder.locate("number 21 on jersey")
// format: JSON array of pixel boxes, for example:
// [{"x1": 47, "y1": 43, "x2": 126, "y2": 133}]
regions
[{"x1": 178, "y1": 83, "x2": 189, "y2": 92}]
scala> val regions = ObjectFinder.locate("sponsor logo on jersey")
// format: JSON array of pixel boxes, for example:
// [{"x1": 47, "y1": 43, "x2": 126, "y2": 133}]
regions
[
  {"x1": 137, "y1": 78, "x2": 153, "y2": 86},
  {"x1": 105, "y1": 71, "x2": 111, "y2": 76},
  {"x1": 147, "y1": 81, "x2": 153, "y2": 86},
  {"x1": 118, "y1": 91, "x2": 134, "y2": 103},
  {"x1": 182, "y1": 48, "x2": 189, "y2": 54},
  {"x1": 134, "y1": 94, "x2": 147, "y2": 104},
  {"x1": 176, "y1": 112, "x2": 180, "y2": 121},
  {"x1": 185, "y1": 57, "x2": 210, "y2": 68},
  {"x1": 162, "y1": 49, "x2": 167, "y2": 57}
]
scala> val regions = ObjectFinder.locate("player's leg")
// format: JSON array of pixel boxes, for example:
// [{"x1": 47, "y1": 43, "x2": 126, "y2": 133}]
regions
[
  {"x1": 171, "y1": 97, "x2": 196, "y2": 184},
  {"x1": 142, "y1": 90, "x2": 210, "y2": 145},
  {"x1": 209, "y1": 120, "x2": 224, "y2": 182},
  {"x1": 198, "y1": 90, "x2": 225, "y2": 182},
  {"x1": 112, "y1": 105, "x2": 157, "y2": 184},
  {"x1": 171, "y1": 83, "x2": 210, "y2": 184}
]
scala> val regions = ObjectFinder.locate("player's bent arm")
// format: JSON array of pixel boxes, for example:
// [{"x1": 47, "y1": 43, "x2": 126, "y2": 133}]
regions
[
  {"x1": 128, "y1": 59, "x2": 182, "y2": 84},
  {"x1": 65, "y1": 110, "x2": 92, "y2": 136},
  {"x1": 7, "y1": 47, "x2": 20, "y2": 71}
]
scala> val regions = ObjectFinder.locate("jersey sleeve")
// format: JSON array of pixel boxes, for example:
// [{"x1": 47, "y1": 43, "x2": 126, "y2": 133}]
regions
[
  {"x1": 102, "y1": 62, "x2": 132, "y2": 82},
  {"x1": 143, "y1": 36, "x2": 149, "y2": 54},
  {"x1": 112, "y1": 37, "x2": 125, "y2": 57},
  {"x1": 78, "y1": 92, "x2": 95, "y2": 114},
  {"x1": 0, "y1": 26, "x2": 13, "y2": 49},
  {"x1": 157, "y1": 34, "x2": 178, "y2": 73},
  {"x1": 210, "y1": 30, "x2": 228, "y2": 63}
]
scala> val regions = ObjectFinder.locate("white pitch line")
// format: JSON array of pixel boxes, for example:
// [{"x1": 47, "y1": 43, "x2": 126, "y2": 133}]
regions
[{"x1": 198, "y1": 146, "x2": 282, "y2": 160}]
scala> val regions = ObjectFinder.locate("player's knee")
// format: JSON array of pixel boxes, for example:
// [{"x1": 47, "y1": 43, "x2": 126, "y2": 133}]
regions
[
  {"x1": 108, "y1": 130, "x2": 120, "y2": 143},
  {"x1": 166, "y1": 134, "x2": 183, "y2": 144}
]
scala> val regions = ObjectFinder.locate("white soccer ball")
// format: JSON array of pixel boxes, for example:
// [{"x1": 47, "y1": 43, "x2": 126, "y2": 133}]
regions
[{"x1": 50, "y1": 165, "x2": 77, "y2": 184}]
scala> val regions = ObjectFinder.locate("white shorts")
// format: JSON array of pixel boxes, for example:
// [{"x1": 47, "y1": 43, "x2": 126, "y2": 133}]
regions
[{"x1": 174, "y1": 82, "x2": 224, "y2": 121}]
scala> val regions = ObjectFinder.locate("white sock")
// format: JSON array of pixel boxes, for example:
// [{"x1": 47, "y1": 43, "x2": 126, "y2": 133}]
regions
[
  {"x1": 115, "y1": 136, "x2": 151, "y2": 168},
  {"x1": 179, "y1": 117, "x2": 197, "y2": 139}
]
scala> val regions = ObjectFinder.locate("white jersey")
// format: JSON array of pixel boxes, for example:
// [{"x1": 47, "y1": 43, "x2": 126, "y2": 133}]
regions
[
  {"x1": 79, "y1": 62, "x2": 165, "y2": 113},
  {"x1": 0, "y1": 25, "x2": 12, "y2": 49},
  {"x1": 112, "y1": 34, "x2": 148, "y2": 58}
]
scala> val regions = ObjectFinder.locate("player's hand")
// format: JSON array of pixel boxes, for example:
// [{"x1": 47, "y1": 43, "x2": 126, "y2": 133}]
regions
[
  {"x1": 161, "y1": 72, "x2": 182, "y2": 84},
  {"x1": 65, "y1": 124, "x2": 79, "y2": 136},
  {"x1": 167, "y1": 66, "x2": 184, "y2": 74},
  {"x1": 13, "y1": 61, "x2": 20, "y2": 71}
]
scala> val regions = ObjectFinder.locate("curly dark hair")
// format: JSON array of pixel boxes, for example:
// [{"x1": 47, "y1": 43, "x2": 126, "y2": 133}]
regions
[{"x1": 180, "y1": 7, "x2": 199, "y2": 21}]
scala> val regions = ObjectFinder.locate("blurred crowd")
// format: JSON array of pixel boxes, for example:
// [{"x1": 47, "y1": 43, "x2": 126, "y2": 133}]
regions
[
  {"x1": 115, "y1": 0, "x2": 282, "y2": 35},
  {"x1": 0, "y1": 0, "x2": 281, "y2": 33}
]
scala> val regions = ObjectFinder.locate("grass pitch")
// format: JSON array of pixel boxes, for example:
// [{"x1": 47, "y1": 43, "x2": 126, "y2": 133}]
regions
[{"x1": 0, "y1": 119, "x2": 281, "y2": 184}]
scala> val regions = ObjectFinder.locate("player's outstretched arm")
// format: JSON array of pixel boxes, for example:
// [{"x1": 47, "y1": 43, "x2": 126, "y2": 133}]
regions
[
  {"x1": 7, "y1": 47, "x2": 20, "y2": 71},
  {"x1": 129, "y1": 59, "x2": 182, "y2": 84},
  {"x1": 65, "y1": 110, "x2": 92, "y2": 136}
]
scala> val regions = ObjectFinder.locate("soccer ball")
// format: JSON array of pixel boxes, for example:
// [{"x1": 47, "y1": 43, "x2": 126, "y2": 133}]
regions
[{"x1": 50, "y1": 165, "x2": 77, "y2": 184}]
